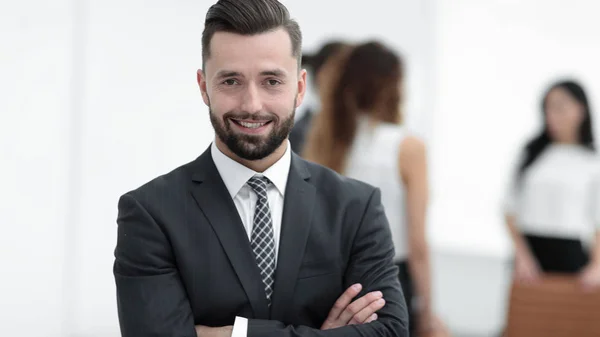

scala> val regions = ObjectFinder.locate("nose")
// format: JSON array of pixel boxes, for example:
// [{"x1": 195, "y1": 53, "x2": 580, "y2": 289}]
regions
[{"x1": 239, "y1": 83, "x2": 263, "y2": 114}]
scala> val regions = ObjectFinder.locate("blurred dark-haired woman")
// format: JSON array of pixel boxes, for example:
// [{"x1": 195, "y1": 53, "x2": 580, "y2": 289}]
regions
[
  {"x1": 303, "y1": 41, "x2": 448, "y2": 337},
  {"x1": 504, "y1": 80, "x2": 600, "y2": 289},
  {"x1": 289, "y1": 40, "x2": 349, "y2": 155}
]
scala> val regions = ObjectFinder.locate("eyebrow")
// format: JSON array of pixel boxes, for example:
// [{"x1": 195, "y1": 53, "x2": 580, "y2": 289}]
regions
[
  {"x1": 260, "y1": 69, "x2": 287, "y2": 78},
  {"x1": 215, "y1": 70, "x2": 242, "y2": 80},
  {"x1": 214, "y1": 69, "x2": 288, "y2": 80}
]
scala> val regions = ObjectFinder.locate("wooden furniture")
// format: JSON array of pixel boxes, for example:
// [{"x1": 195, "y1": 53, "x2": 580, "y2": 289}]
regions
[{"x1": 505, "y1": 275, "x2": 600, "y2": 337}]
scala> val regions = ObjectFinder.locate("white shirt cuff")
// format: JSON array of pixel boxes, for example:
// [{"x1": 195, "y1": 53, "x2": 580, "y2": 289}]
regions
[{"x1": 231, "y1": 316, "x2": 248, "y2": 337}]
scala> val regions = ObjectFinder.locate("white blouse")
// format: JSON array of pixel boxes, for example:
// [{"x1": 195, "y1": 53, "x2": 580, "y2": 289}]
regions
[
  {"x1": 345, "y1": 117, "x2": 410, "y2": 261},
  {"x1": 504, "y1": 144, "x2": 600, "y2": 244}
]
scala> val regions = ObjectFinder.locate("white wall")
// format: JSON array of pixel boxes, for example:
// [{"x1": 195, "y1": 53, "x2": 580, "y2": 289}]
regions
[
  {"x1": 0, "y1": 1, "x2": 73, "y2": 336},
  {"x1": 66, "y1": 1, "x2": 210, "y2": 335}
]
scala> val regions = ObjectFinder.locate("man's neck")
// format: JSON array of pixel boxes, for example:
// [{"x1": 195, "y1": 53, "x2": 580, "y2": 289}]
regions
[{"x1": 215, "y1": 139, "x2": 288, "y2": 173}]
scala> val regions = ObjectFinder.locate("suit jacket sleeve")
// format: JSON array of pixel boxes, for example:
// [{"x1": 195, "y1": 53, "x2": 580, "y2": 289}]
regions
[
  {"x1": 113, "y1": 193, "x2": 197, "y2": 337},
  {"x1": 247, "y1": 188, "x2": 409, "y2": 337}
]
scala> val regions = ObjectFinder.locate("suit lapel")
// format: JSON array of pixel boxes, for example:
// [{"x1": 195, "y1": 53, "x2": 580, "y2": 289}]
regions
[
  {"x1": 189, "y1": 147, "x2": 270, "y2": 319},
  {"x1": 270, "y1": 154, "x2": 316, "y2": 321}
]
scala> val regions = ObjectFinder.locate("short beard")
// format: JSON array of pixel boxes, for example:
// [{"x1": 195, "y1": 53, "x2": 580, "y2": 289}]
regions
[{"x1": 209, "y1": 101, "x2": 296, "y2": 161}]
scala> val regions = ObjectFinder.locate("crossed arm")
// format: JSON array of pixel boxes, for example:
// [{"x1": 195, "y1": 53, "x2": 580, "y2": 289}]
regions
[
  {"x1": 197, "y1": 286, "x2": 385, "y2": 337},
  {"x1": 114, "y1": 189, "x2": 408, "y2": 337}
]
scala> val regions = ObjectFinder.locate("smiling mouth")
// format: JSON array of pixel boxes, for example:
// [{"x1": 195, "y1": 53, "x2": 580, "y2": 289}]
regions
[{"x1": 230, "y1": 119, "x2": 272, "y2": 129}]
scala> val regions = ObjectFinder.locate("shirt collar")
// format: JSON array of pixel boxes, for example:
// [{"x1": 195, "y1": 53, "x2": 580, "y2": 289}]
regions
[{"x1": 211, "y1": 140, "x2": 291, "y2": 198}]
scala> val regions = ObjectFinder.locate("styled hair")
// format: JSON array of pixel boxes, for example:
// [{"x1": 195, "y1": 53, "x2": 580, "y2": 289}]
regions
[
  {"x1": 202, "y1": 0, "x2": 302, "y2": 68},
  {"x1": 302, "y1": 41, "x2": 404, "y2": 173},
  {"x1": 517, "y1": 80, "x2": 595, "y2": 182}
]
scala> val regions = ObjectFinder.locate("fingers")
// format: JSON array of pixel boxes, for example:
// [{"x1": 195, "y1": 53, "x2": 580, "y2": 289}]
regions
[
  {"x1": 348, "y1": 298, "x2": 385, "y2": 325},
  {"x1": 515, "y1": 257, "x2": 541, "y2": 285},
  {"x1": 527, "y1": 266, "x2": 541, "y2": 283},
  {"x1": 322, "y1": 283, "x2": 362, "y2": 327},
  {"x1": 580, "y1": 275, "x2": 592, "y2": 291},
  {"x1": 529, "y1": 261, "x2": 541, "y2": 278},
  {"x1": 364, "y1": 313, "x2": 378, "y2": 324},
  {"x1": 338, "y1": 291, "x2": 383, "y2": 324},
  {"x1": 194, "y1": 325, "x2": 206, "y2": 337},
  {"x1": 519, "y1": 269, "x2": 538, "y2": 285},
  {"x1": 579, "y1": 269, "x2": 598, "y2": 291},
  {"x1": 519, "y1": 267, "x2": 534, "y2": 283}
]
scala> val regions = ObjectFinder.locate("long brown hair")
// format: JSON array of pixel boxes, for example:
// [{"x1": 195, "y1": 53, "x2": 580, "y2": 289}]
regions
[{"x1": 302, "y1": 41, "x2": 404, "y2": 173}]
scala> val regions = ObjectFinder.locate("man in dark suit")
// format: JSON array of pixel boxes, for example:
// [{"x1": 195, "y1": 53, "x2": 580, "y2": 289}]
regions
[
  {"x1": 289, "y1": 41, "x2": 348, "y2": 155},
  {"x1": 113, "y1": 1, "x2": 408, "y2": 336}
]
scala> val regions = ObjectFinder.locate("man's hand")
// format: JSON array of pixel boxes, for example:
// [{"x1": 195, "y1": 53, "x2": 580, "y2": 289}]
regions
[
  {"x1": 320, "y1": 283, "x2": 385, "y2": 330},
  {"x1": 195, "y1": 325, "x2": 233, "y2": 337}
]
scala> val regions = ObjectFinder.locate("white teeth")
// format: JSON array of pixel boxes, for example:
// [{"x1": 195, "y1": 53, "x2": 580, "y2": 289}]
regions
[{"x1": 238, "y1": 121, "x2": 267, "y2": 129}]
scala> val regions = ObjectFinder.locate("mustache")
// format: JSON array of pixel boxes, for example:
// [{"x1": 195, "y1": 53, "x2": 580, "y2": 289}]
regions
[{"x1": 223, "y1": 111, "x2": 277, "y2": 122}]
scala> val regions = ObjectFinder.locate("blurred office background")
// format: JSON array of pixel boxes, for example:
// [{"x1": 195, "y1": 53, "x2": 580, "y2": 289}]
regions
[{"x1": 2, "y1": 0, "x2": 600, "y2": 336}]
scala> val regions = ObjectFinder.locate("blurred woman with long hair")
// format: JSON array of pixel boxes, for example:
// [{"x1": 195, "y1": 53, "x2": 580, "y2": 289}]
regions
[
  {"x1": 303, "y1": 41, "x2": 446, "y2": 336},
  {"x1": 504, "y1": 80, "x2": 600, "y2": 288},
  {"x1": 289, "y1": 40, "x2": 349, "y2": 154}
]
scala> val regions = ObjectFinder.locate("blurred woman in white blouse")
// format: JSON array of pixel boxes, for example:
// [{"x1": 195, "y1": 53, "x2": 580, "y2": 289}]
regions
[
  {"x1": 504, "y1": 80, "x2": 600, "y2": 289},
  {"x1": 303, "y1": 41, "x2": 447, "y2": 337}
]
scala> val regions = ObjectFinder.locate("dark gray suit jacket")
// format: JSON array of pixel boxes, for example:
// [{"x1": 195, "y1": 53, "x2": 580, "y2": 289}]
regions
[{"x1": 113, "y1": 145, "x2": 408, "y2": 337}]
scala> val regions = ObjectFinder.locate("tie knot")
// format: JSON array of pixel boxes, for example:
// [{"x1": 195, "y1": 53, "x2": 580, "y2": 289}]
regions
[{"x1": 247, "y1": 176, "x2": 270, "y2": 198}]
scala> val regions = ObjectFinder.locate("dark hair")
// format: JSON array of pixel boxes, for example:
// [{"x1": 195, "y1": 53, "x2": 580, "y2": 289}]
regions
[
  {"x1": 517, "y1": 80, "x2": 595, "y2": 181},
  {"x1": 303, "y1": 41, "x2": 403, "y2": 173},
  {"x1": 302, "y1": 40, "x2": 349, "y2": 81},
  {"x1": 202, "y1": 0, "x2": 302, "y2": 68}
]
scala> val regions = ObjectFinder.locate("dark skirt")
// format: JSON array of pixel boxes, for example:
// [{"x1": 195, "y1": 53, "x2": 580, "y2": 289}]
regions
[
  {"x1": 396, "y1": 261, "x2": 416, "y2": 336},
  {"x1": 524, "y1": 234, "x2": 590, "y2": 273}
]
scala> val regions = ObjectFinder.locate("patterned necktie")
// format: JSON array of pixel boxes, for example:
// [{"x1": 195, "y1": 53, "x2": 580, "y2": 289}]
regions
[{"x1": 246, "y1": 176, "x2": 276, "y2": 306}]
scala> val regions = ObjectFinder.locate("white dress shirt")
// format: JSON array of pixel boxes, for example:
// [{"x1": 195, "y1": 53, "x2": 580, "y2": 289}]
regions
[
  {"x1": 503, "y1": 144, "x2": 600, "y2": 246},
  {"x1": 210, "y1": 140, "x2": 291, "y2": 337}
]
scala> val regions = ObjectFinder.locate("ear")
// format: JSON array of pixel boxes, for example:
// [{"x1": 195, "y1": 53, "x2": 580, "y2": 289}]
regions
[
  {"x1": 197, "y1": 69, "x2": 210, "y2": 106},
  {"x1": 295, "y1": 68, "x2": 307, "y2": 108}
]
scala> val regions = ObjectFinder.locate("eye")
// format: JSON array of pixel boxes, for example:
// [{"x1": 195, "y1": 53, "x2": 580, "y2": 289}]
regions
[
  {"x1": 266, "y1": 79, "x2": 282, "y2": 86},
  {"x1": 222, "y1": 79, "x2": 238, "y2": 86}
]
